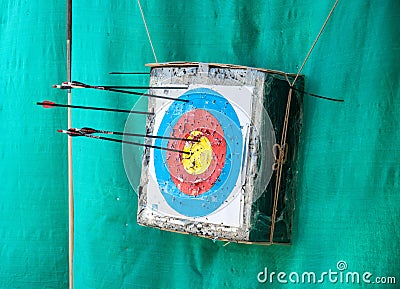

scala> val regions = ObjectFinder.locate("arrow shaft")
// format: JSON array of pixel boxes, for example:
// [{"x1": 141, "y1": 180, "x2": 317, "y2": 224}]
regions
[
  {"x1": 88, "y1": 129, "x2": 197, "y2": 142},
  {"x1": 101, "y1": 87, "x2": 188, "y2": 103},
  {"x1": 37, "y1": 102, "x2": 153, "y2": 115},
  {"x1": 54, "y1": 81, "x2": 189, "y2": 102},
  {"x1": 109, "y1": 72, "x2": 150, "y2": 75},
  {"x1": 69, "y1": 82, "x2": 188, "y2": 103},
  {"x1": 289, "y1": 86, "x2": 344, "y2": 102},
  {"x1": 102, "y1": 86, "x2": 187, "y2": 90},
  {"x1": 82, "y1": 134, "x2": 188, "y2": 154}
]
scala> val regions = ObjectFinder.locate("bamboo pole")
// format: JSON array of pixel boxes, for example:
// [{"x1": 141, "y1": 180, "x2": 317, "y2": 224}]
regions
[{"x1": 66, "y1": 0, "x2": 73, "y2": 288}]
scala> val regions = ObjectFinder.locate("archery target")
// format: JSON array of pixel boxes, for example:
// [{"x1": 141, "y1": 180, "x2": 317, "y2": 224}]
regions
[
  {"x1": 123, "y1": 70, "x2": 277, "y2": 233},
  {"x1": 152, "y1": 88, "x2": 243, "y2": 217},
  {"x1": 121, "y1": 63, "x2": 299, "y2": 242}
]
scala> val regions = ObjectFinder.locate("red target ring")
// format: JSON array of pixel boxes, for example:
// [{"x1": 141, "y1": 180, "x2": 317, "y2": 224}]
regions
[{"x1": 166, "y1": 109, "x2": 227, "y2": 196}]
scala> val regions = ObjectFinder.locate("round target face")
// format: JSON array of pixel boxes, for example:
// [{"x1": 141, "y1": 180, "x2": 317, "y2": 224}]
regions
[{"x1": 153, "y1": 88, "x2": 243, "y2": 217}]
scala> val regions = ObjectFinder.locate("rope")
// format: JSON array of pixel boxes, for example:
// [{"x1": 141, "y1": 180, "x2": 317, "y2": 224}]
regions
[
  {"x1": 272, "y1": 143, "x2": 287, "y2": 171},
  {"x1": 137, "y1": 0, "x2": 158, "y2": 63},
  {"x1": 292, "y1": 0, "x2": 339, "y2": 87},
  {"x1": 269, "y1": 88, "x2": 293, "y2": 243},
  {"x1": 269, "y1": 0, "x2": 339, "y2": 243}
]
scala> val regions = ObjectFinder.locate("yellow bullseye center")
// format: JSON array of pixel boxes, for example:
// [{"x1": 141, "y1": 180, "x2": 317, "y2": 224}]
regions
[{"x1": 182, "y1": 131, "x2": 212, "y2": 175}]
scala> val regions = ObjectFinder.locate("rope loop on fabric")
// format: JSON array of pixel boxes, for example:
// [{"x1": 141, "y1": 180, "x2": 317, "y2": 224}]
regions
[{"x1": 272, "y1": 143, "x2": 288, "y2": 171}]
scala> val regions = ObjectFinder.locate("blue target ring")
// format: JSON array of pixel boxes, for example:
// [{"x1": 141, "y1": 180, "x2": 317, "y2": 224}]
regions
[{"x1": 154, "y1": 88, "x2": 243, "y2": 217}]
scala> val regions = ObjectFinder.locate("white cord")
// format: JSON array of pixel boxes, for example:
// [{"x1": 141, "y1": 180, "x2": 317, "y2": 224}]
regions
[{"x1": 137, "y1": 0, "x2": 158, "y2": 63}]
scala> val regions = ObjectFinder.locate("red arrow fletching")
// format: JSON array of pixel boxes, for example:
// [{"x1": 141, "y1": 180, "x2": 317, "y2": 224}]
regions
[
  {"x1": 41, "y1": 100, "x2": 56, "y2": 108},
  {"x1": 80, "y1": 127, "x2": 96, "y2": 134},
  {"x1": 56, "y1": 128, "x2": 84, "y2": 137}
]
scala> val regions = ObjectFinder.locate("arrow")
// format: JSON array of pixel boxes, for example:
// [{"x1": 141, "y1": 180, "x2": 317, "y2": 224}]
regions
[
  {"x1": 99, "y1": 85, "x2": 188, "y2": 90},
  {"x1": 289, "y1": 85, "x2": 344, "y2": 102},
  {"x1": 109, "y1": 72, "x2": 150, "y2": 75},
  {"x1": 37, "y1": 100, "x2": 153, "y2": 115},
  {"x1": 271, "y1": 76, "x2": 344, "y2": 102},
  {"x1": 53, "y1": 81, "x2": 189, "y2": 102},
  {"x1": 77, "y1": 127, "x2": 199, "y2": 142},
  {"x1": 53, "y1": 81, "x2": 187, "y2": 90},
  {"x1": 57, "y1": 128, "x2": 190, "y2": 154}
]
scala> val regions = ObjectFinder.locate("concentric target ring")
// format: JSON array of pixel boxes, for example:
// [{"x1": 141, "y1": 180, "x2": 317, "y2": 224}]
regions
[
  {"x1": 166, "y1": 109, "x2": 226, "y2": 196},
  {"x1": 154, "y1": 88, "x2": 243, "y2": 217}
]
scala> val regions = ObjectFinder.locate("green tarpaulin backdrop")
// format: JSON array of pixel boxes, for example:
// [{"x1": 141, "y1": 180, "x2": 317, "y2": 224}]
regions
[{"x1": 0, "y1": 1, "x2": 399, "y2": 288}]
